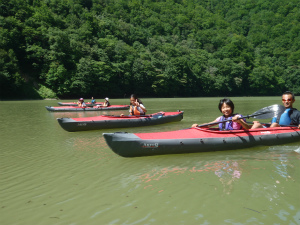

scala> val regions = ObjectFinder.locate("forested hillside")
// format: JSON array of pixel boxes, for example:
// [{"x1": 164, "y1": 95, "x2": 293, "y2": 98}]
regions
[{"x1": 1, "y1": 0, "x2": 300, "y2": 99}]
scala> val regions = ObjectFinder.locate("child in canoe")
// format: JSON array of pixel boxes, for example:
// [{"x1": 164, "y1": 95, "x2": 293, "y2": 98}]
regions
[
  {"x1": 94, "y1": 97, "x2": 110, "y2": 108},
  {"x1": 77, "y1": 98, "x2": 86, "y2": 107},
  {"x1": 121, "y1": 94, "x2": 147, "y2": 116},
  {"x1": 103, "y1": 97, "x2": 111, "y2": 107},
  {"x1": 120, "y1": 94, "x2": 147, "y2": 116},
  {"x1": 129, "y1": 94, "x2": 147, "y2": 115},
  {"x1": 192, "y1": 98, "x2": 251, "y2": 130}
]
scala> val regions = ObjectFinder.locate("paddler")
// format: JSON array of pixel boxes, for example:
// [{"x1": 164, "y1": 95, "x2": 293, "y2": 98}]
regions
[
  {"x1": 91, "y1": 97, "x2": 96, "y2": 104},
  {"x1": 252, "y1": 91, "x2": 300, "y2": 129},
  {"x1": 129, "y1": 94, "x2": 147, "y2": 115},
  {"x1": 192, "y1": 98, "x2": 251, "y2": 130},
  {"x1": 103, "y1": 97, "x2": 111, "y2": 107},
  {"x1": 77, "y1": 98, "x2": 86, "y2": 107}
]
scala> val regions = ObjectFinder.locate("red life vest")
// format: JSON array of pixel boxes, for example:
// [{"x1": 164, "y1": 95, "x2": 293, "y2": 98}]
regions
[{"x1": 130, "y1": 105, "x2": 142, "y2": 115}]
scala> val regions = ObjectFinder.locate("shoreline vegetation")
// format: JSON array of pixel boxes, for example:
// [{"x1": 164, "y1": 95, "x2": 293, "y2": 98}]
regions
[{"x1": 1, "y1": 0, "x2": 300, "y2": 100}]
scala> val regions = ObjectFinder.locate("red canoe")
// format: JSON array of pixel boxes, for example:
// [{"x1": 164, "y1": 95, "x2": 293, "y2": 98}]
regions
[
  {"x1": 57, "y1": 111, "x2": 184, "y2": 132},
  {"x1": 103, "y1": 126, "x2": 300, "y2": 157},
  {"x1": 46, "y1": 105, "x2": 129, "y2": 112},
  {"x1": 58, "y1": 102, "x2": 103, "y2": 106}
]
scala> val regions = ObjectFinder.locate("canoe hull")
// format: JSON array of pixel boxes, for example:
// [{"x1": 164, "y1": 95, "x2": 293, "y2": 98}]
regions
[
  {"x1": 57, "y1": 111, "x2": 184, "y2": 132},
  {"x1": 103, "y1": 127, "x2": 300, "y2": 157},
  {"x1": 46, "y1": 105, "x2": 129, "y2": 112}
]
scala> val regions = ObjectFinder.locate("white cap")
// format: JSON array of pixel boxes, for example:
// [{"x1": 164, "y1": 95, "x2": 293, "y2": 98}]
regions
[{"x1": 105, "y1": 97, "x2": 109, "y2": 101}]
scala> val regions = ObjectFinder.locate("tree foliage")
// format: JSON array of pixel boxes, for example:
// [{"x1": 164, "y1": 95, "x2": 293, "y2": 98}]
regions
[{"x1": 1, "y1": 0, "x2": 300, "y2": 99}]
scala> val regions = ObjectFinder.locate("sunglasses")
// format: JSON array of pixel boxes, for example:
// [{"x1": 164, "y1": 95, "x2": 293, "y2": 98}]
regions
[{"x1": 282, "y1": 99, "x2": 292, "y2": 102}]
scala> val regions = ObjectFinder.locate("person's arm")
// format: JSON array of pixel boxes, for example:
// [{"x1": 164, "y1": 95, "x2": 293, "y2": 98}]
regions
[
  {"x1": 192, "y1": 118, "x2": 219, "y2": 128},
  {"x1": 296, "y1": 110, "x2": 300, "y2": 129},
  {"x1": 251, "y1": 121, "x2": 264, "y2": 129},
  {"x1": 232, "y1": 115, "x2": 250, "y2": 130},
  {"x1": 139, "y1": 104, "x2": 147, "y2": 113},
  {"x1": 270, "y1": 122, "x2": 280, "y2": 127}
]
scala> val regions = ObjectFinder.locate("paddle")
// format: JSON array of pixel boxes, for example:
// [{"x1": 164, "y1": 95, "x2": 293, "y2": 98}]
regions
[
  {"x1": 197, "y1": 104, "x2": 285, "y2": 128},
  {"x1": 102, "y1": 112, "x2": 164, "y2": 118}
]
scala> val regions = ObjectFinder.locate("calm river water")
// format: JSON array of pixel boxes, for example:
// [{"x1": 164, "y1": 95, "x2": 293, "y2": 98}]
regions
[{"x1": 1, "y1": 97, "x2": 300, "y2": 225}]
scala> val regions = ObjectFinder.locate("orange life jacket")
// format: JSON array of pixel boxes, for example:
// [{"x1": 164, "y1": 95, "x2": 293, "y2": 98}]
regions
[{"x1": 130, "y1": 105, "x2": 141, "y2": 115}]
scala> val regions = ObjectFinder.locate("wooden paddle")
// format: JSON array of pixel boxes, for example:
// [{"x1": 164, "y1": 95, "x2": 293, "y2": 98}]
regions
[{"x1": 197, "y1": 104, "x2": 285, "y2": 128}]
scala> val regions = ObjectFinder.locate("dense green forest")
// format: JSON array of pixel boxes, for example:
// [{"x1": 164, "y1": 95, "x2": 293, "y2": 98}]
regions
[{"x1": 1, "y1": 0, "x2": 300, "y2": 99}]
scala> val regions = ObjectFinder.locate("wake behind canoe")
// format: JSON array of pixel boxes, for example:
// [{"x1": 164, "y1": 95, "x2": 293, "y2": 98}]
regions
[{"x1": 57, "y1": 111, "x2": 184, "y2": 131}]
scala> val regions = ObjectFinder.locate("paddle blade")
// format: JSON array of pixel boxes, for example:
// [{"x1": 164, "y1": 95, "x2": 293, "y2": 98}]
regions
[{"x1": 250, "y1": 104, "x2": 285, "y2": 119}]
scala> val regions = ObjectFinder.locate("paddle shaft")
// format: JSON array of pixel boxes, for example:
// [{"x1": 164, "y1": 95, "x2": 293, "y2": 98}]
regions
[
  {"x1": 197, "y1": 115, "x2": 251, "y2": 128},
  {"x1": 102, "y1": 113, "x2": 164, "y2": 118}
]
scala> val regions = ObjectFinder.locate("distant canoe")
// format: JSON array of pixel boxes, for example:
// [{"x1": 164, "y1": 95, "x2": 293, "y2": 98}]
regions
[
  {"x1": 57, "y1": 111, "x2": 184, "y2": 132},
  {"x1": 58, "y1": 102, "x2": 103, "y2": 106},
  {"x1": 46, "y1": 105, "x2": 129, "y2": 112}
]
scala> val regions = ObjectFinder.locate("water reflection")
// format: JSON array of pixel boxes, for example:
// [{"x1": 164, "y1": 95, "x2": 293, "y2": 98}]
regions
[
  {"x1": 65, "y1": 134, "x2": 118, "y2": 165},
  {"x1": 130, "y1": 147, "x2": 300, "y2": 198},
  {"x1": 137, "y1": 159, "x2": 245, "y2": 195},
  {"x1": 213, "y1": 161, "x2": 243, "y2": 194}
]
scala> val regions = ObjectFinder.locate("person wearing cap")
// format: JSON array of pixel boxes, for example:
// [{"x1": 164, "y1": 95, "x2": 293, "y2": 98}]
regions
[
  {"x1": 103, "y1": 97, "x2": 111, "y2": 107},
  {"x1": 77, "y1": 98, "x2": 86, "y2": 107}
]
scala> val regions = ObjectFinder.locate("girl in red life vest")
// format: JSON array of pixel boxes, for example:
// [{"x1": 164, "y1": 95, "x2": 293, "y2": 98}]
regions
[{"x1": 129, "y1": 94, "x2": 147, "y2": 115}]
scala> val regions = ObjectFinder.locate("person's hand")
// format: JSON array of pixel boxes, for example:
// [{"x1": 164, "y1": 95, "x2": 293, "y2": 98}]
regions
[
  {"x1": 120, "y1": 114, "x2": 124, "y2": 116},
  {"x1": 232, "y1": 115, "x2": 241, "y2": 123},
  {"x1": 135, "y1": 99, "x2": 139, "y2": 106},
  {"x1": 191, "y1": 124, "x2": 198, "y2": 128},
  {"x1": 298, "y1": 124, "x2": 300, "y2": 129}
]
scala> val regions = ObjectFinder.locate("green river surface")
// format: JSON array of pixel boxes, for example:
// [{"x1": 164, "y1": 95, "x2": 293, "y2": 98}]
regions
[{"x1": 1, "y1": 97, "x2": 300, "y2": 225}]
